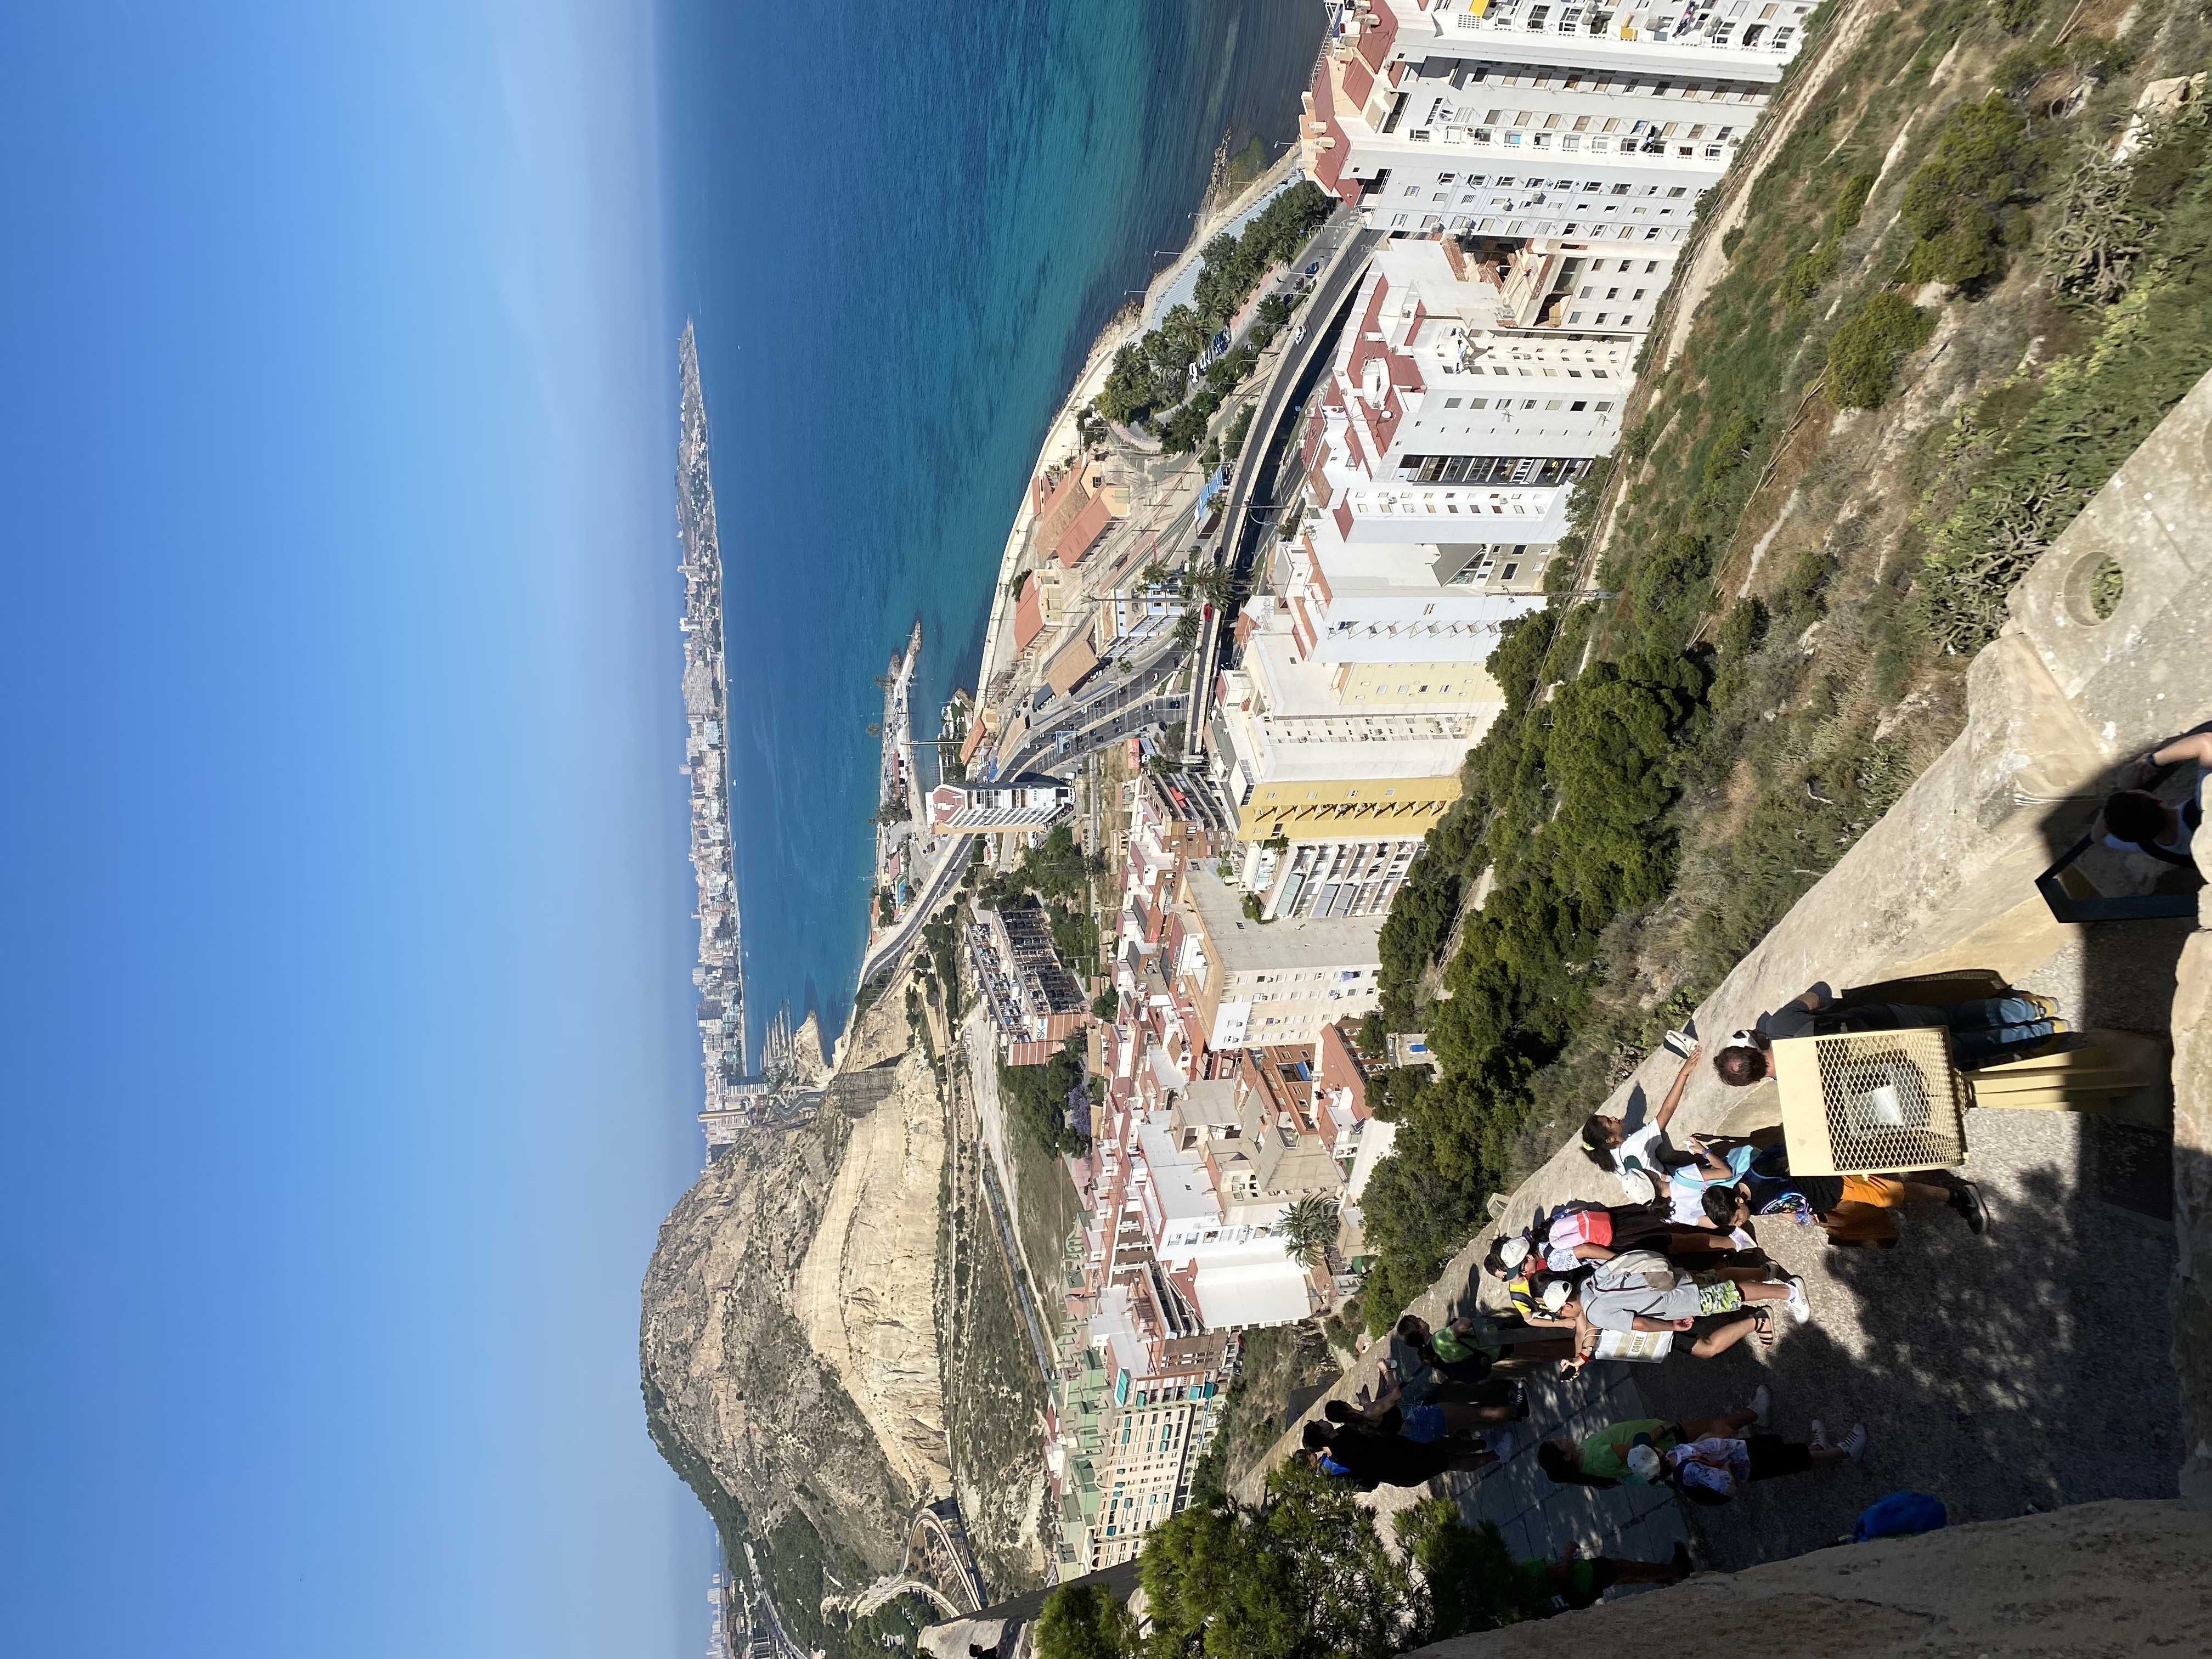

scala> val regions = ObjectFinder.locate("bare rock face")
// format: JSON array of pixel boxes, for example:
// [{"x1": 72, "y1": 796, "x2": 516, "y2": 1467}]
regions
[
  {"x1": 640, "y1": 1101, "x2": 916, "y2": 1577},
  {"x1": 795, "y1": 1040, "x2": 950, "y2": 1504}
]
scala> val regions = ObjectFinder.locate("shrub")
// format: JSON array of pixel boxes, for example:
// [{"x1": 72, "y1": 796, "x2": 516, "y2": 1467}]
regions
[
  {"x1": 1991, "y1": 0, "x2": 2041, "y2": 33},
  {"x1": 1223, "y1": 401, "x2": 1256, "y2": 460},
  {"x1": 1825, "y1": 291, "x2": 1937, "y2": 407},
  {"x1": 1900, "y1": 94, "x2": 2044, "y2": 285}
]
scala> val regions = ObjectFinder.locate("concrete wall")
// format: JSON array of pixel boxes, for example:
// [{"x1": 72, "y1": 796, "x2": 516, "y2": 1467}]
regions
[{"x1": 1415, "y1": 1498, "x2": 2212, "y2": 1657}]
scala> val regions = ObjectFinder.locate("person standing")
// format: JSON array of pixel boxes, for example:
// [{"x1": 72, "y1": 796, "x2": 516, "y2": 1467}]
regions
[
  {"x1": 1636, "y1": 1420, "x2": 1866, "y2": 1503},
  {"x1": 1536, "y1": 1387, "x2": 1770, "y2": 1487}
]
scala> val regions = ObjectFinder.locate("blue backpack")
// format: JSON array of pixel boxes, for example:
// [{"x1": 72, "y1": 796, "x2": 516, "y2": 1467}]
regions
[{"x1": 1853, "y1": 1491, "x2": 1947, "y2": 1542}]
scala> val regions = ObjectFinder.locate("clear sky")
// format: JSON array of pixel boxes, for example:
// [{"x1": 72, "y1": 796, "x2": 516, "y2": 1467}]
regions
[{"x1": 0, "y1": 4, "x2": 707, "y2": 1655}]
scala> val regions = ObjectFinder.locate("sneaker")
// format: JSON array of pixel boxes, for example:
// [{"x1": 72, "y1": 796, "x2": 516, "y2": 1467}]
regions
[
  {"x1": 1809, "y1": 1419, "x2": 1828, "y2": 1449},
  {"x1": 1949, "y1": 1181, "x2": 1988, "y2": 1235},
  {"x1": 1785, "y1": 1277, "x2": 1813, "y2": 1324},
  {"x1": 1486, "y1": 1429, "x2": 1515, "y2": 1462},
  {"x1": 1839, "y1": 1423, "x2": 1868, "y2": 1462},
  {"x1": 1749, "y1": 1384, "x2": 1771, "y2": 1429},
  {"x1": 1670, "y1": 1541, "x2": 1693, "y2": 1581},
  {"x1": 2020, "y1": 992, "x2": 2061, "y2": 1020}
]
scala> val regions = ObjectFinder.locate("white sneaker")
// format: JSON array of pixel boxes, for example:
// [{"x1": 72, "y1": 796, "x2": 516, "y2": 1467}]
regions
[
  {"x1": 1785, "y1": 1277, "x2": 1813, "y2": 1325},
  {"x1": 1840, "y1": 1423, "x2": 1868, "y2": 1462},
  {"x1": 1749, "y1": 1384, "x2": 1771, "y2": 1428},
  {"x1": 1486, "y1": 1430, "x2": 1515, "y2": 1462},
  {"x1": 1809, "y1": 1419, "x2": 1828, "y2": 1449}
]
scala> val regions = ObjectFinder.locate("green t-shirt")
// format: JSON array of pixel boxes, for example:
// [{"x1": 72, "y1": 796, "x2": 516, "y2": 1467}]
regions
[
  {"x1": 1579, "y1": 1418, "x2": 1675, "y2": 1481},
  {"x1": 1429, "y1": 1325, "x2": 1477, "y2": 1363},
  {"x1": 1517, "y1": 1556, "x2": 1598, "y2": 1612}
]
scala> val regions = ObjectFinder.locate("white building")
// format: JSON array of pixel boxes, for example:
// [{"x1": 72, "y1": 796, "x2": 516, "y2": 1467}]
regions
[
  {"x1": 1302, "y1": 0, "x2": 1814, "y2": 236},
  {"x1": 925, "y1": 774, "x2": 1074, "y2": 834},
  {"x1": 1301, "y1": 235, "x2": 1645, "y2": 545}
]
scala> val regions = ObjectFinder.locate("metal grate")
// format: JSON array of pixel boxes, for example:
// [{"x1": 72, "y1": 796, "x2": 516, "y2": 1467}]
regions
[{"x1": 1773, "y1": 1029, "x2": 1968, "y2": 1175}]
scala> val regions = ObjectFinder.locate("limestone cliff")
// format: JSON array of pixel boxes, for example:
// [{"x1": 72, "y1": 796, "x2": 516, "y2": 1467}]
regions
[
  {"x1": 794, "y1": 1000, "x2": 950, "y2": 1503},
  {"x1": 641, "y1": 1045, "x2": 915, "y2": 1576},
  {"x1": 641, "y1": 977, "x2": 958, "y2": 1586}
]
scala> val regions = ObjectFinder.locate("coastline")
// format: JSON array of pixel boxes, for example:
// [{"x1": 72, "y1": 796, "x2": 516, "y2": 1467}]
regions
[
  {"x1": 828, "y1": 146, "x2": 1309, "y2": 1078},
  {"x1": 971, "y1": 146, "x2": 1307, "y2": 699}
]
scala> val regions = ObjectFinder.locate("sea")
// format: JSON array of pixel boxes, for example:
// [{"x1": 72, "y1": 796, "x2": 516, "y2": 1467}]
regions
[{"x1": 658, "y1": 0, "x2": 1327, "y2": 1058}]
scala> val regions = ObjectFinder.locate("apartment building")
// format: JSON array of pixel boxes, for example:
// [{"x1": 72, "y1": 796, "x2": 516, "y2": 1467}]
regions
[
  {"x1": 1046, "y1": 1321, "x2": 1234, "y2": 1574},
  {"x1": 1300, "y1": 234, "x2": 1651, "y2": 544},
  {"x1": 924, "y1": 774, "x2": 1073, "y2": 833},
  {"x1": 1303, "y1": 0, "x2": 1813, "y2": 234},
  {"x1": 1211, "y1": 622, "x2": 1479, "y2": 844},
  {"x1": 1173, "y1": 864, "x2": 1383, "y2": 1047}
]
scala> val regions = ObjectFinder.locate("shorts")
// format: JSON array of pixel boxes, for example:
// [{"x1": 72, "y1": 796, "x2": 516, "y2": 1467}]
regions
[
  {"x1": 1400, "y1": 1403, "x2": 1447, "y2": 1443},
  {"x1": 1745, "y1": 1434, "x2": 1814, "y2": 1481},
  {"x1": 1692, "y1": 1277, "x2": 1745, "y2": 1316},
  {"x1": 1841, "y1": 1173, "x2": 1909, "y2": 1207}
]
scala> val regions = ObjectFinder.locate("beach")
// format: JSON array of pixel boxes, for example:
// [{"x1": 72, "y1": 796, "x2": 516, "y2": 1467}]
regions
[{"x1": 971, "y1": 148, "x2": 1310, "y2": 699}]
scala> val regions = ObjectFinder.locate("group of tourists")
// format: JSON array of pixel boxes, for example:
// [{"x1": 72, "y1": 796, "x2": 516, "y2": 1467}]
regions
[{"x1": 1290, "y1": 729, "x2": 2209, "y2": 1611}]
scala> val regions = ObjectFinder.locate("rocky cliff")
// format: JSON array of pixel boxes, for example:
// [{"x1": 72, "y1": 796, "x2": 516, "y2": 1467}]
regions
[
  {"x1": 640, "y1": 992, "x2": 928, "y2": 1578},
  {"x1": 794, "y1": 990, "x2": 951, "y2": 1505}
]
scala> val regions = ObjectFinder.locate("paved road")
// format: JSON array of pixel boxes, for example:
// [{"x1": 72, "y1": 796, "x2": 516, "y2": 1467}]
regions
[
  {"x1": 1182, "y1": 219, "x2": 1380, "y2": 764},
  {"x1": 856, "y1": 836, "x2": 968, "y2": 989}
]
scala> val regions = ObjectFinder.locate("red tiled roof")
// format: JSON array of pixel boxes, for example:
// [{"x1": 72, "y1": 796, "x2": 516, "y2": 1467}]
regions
[
  {"x1": 1054, "y1": 492, "x2": 1114, "y2": 568},
  {"x1": 1014, "y1": 580, "x2": 1046, "y2": 652}
]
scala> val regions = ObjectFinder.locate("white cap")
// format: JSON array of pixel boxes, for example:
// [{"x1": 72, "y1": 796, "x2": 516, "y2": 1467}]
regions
[
  {"x1": 1498, "y1": 1235, "x2": 1530, "y2": 1270},
  {"x1": 1626, "y1": 1444, "x2": 1664, "y2": 1482},
  {"x1": 1540, "y1": 1278, "x2": 1573, "y2": 1314}
]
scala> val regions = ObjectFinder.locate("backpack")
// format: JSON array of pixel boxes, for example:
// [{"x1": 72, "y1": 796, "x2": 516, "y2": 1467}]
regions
[
  {"x1": 1549, "y1": 1208, "x2": 1614, "y2": 1250},
  {"x1": 1596, "y1": 1249, "x2": 1678, "y2": 1291},
  {"x1": 1852, "y1": 1492, "x2": 1947, "y2": 1542}
]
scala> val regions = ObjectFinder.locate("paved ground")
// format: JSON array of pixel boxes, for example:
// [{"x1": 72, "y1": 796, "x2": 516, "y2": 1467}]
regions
[
  {"x1": 1274, "y1": 913, "x2": 2185, "y2": 1600},
  {"x1": 1418, "y1": 927, "x2": 2187, "y2": 1584},
  {"x1": 1376, "y1": 1361, "x2": 1691, "y2": 1577}
]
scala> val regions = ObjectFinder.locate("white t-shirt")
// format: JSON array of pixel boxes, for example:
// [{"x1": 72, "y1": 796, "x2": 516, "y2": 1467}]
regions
[{"x1": 2104, "y1": 764, "x2": 2204, "y2": 857}]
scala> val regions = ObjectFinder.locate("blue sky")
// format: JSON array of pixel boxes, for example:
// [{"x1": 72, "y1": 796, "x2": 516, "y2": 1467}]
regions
[{"x1": 0, "y1": 5, "x2": 706, "y2": 1654}]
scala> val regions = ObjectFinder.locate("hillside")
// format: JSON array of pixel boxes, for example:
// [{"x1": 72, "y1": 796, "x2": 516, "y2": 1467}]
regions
[{"x1": 1355, "y1": 0, "x2": 2212, "y2": 1326}]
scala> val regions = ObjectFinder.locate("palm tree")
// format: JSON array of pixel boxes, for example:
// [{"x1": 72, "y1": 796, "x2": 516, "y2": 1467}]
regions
[{"x1": 1279, "y1": 1197, "x2": 1339, "y2": 1269}]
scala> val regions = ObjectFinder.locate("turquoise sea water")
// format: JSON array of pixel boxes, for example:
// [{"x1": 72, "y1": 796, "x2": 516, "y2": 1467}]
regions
[{"x1": 660, "y1": 0, "x2": 1325, "y2": 1056}]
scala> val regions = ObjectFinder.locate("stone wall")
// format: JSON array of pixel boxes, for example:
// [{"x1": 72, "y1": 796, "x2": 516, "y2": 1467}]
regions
[{"x1": 1417, "y1": 1499, "x2": 2212, "y2": 1657}]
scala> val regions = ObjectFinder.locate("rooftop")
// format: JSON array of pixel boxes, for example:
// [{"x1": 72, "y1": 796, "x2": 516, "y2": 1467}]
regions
[{"x1": 1182, "y1": 864, "x2": 1384, "y2": 972}]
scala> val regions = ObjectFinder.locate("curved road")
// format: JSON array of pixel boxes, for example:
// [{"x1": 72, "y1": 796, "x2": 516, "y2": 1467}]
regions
[{"x1": 1181, "y1": 219, "x2": 1380, "y2": 764}]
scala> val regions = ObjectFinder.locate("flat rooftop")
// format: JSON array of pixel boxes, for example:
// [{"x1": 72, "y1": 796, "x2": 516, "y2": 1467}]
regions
[{"x1": 1183, "y1": 864, "x2": 1382, "y2": 971}]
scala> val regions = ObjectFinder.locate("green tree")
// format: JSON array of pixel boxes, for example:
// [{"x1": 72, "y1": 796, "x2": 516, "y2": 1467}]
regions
[
  {"x1": 1142, "y1": 1462, "x2": 1413, "y2": 1659},
  {"x1": 1394, "y1": 1500, "x2": 1545, "y2": 1640},
  {"x1": 1825, "y1": 292, "x2": 1937, "y2": 408},
  {"x1": 1278, "y1": 1197, "x2": 1339, "y2": 1267},
  {"x1": 1900, "y1": 94, "x2": 2043, "y2": 285},
  {"x1": 1034, "y1": 1582, "x2": 1139, "y2": 1659}
]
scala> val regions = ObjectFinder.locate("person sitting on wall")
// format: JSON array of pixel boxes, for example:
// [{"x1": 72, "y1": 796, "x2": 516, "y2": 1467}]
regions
[
  {"x1": 2096, "y1": 724, "x2": 2212, "y2": 866},
  {"x1": 1702, "y1": 1146, "x2": 1986, "y2": 1243},
  {"x1": 1396, "y1": 1310, "x2": 1577, "y2": 1376},
  {"x1": 1324, "y1": 1380, "x2": 1511, "y2": 1446},
  {"x1": 1516, "y1": 1539, "x2": 1693, "y2": 1611},
  {"x1": 1573, "y1": 1247, "x2": 1808, "y2": 1362},
  {"x1": 1711, "y1": 980, "x2": 2059, "y2": 1081}
]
